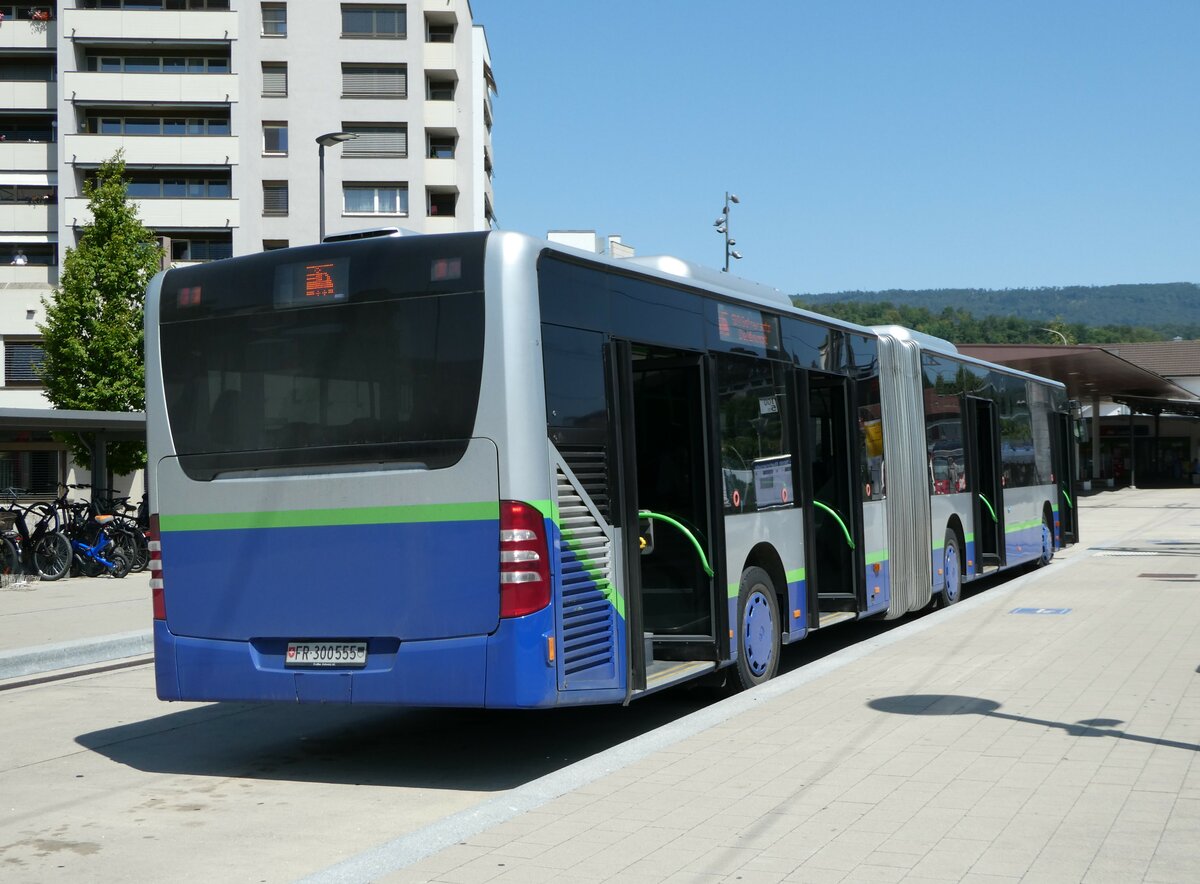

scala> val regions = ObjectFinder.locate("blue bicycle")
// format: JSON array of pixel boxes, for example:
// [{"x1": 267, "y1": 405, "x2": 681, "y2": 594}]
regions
[{"x1": 64, "y1": 499, "x2": 131, "y2": 579}]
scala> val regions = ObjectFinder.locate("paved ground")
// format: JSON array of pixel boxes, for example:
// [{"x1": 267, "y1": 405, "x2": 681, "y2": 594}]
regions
[{"x1": 2, "y1": 487, "x2": 1197, "y2": 883}]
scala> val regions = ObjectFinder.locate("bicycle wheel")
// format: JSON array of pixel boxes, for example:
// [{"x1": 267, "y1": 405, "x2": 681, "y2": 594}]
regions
[
  {"x1": 28, "y1": 501, "x2": 59, "y2": 535},
  {"x1": 0, "y1": 534, "x2": 18, "y2": 576},
  {"x1": 33, "y1": 532, "x2": 72, "y2": 581},
  {"x1": 109, "y1": 550, "x2": 131, "y2": 579},
  {"x1": 129, "y1": 528, "x2": 150, "y2": 573}
]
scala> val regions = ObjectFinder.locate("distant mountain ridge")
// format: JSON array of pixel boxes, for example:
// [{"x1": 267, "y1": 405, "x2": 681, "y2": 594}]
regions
[{"x1": 800, "y1": 283, "x2": 1200, "y2": 338}]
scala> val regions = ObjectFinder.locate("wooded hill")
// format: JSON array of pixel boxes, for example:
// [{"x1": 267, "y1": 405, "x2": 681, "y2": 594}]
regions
[{"x1": 796, "y1": 282, "x2": 1200, "y2": 343}]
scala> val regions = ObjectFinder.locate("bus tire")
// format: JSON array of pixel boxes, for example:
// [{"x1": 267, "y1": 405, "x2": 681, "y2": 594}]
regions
[
  {"x1": 1039, "y1": 513, "x2": 1054, "y2": 566},
  {"x1": 734, "y1": 567, "x2": 781, "y2": 690},
  {"x1": 940, "y1": 531, "x2": 963, "y2": 606}
]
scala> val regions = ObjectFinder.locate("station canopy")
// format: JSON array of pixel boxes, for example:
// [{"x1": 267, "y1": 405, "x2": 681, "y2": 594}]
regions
[{"x1": 957, "y1": 344, "x2": 1200, "y2": 417}]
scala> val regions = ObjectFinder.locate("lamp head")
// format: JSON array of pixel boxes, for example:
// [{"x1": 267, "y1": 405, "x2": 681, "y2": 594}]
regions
[
  {"x1": 316, "y1": 131, "x2": 358, "y2": 147},
  {"x1": 729, "y1": 193, "x2": 740, "y2": 204}
]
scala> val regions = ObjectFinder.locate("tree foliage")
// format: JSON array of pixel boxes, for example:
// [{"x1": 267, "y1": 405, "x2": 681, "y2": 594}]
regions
[
  {"x1": 799, "y1": 283, "x2": 1199, "y2": 341},
  {"x1": 38, "y1": 153, "x2": 162, "y2": 475},
  {"x1": 792, "y1": 299, "x2": 1165, "y2": 346}
]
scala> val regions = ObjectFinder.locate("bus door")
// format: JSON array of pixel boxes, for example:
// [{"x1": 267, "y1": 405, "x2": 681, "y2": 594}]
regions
[
  {"x1": 801, "y1": 371, "x2": 865, "y2": 625},
  {"x1": 966, "y1": 396, "x2": 1004, "y2": 571},
  {"x1": 1052, "y1": 412, "x2": 1079, "y2": 544},
  {"x1": 608, "y1": 342, "x2": 724, "y2": 696}
]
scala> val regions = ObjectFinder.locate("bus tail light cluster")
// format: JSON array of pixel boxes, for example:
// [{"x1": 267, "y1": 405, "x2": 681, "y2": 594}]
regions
[
  {"x1": 499, "y1": 500, "x2": 551, "y2": 618},
  {"x1": 148, "y1": 513, "x2": 165, "y2": 620}
]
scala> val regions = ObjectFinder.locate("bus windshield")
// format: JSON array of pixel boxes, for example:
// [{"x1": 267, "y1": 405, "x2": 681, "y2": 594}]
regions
[{"x1": 158, "y1": 236, "x2": 487, "y2": 479}]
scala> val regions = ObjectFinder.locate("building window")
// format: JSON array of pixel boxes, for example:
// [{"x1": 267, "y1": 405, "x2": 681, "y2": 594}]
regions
[
  {"x1": 262, "y1": 62, "x2": 287, "y2": 97},
  {"x1": 263, "y1": 181, "x2": 289, "y2": 216},
  {"x1": 262, "y1": 2, "x2": 286, "y2": 36},
  {"x1": 3, "y1": 339, "x2": 44, "y2": 387},
  {"x1": 263, "y1": 240, "x2": 289, "y2": 251},
  {"x1": 426, "y1": 18, "x2": 455, "y2": 42},
  {"x1": 343, "y1": 183, "x2": 408, "y2": 216},
  {"x1": 0, "y1": 448, "x2": 63, "y2": 497},
  {"x1": 171, "y1": 238, "x2": 232, "y2": 262},
  {"x1": 341, "y1": 64, "x2": 406, "y2": 98},
  {"x1": 427, "y1": 134, "x2": 456, "y2": 159},
  {"x1": 341, "y1": 124, "x2": 407, "y2": 158},
  {"x1": 263, "y1": 122, "x2": 288, "y2": 155},
  {"x1": 427, "y1": 189, "x2": 456, "y2": 217},
  {"x1": 341, "y1": 4, "x2": 406, "y2": 38},
  {"x1": 426, "y1": 76, "x2": 456, "y2": 100},
  {"x1": 123, "y1": 175, "x2": 231, "y2": 199},
  {"x1": 84, "y1": 115, "x2": 230, "y2": 136},
  {"x1": 84, "y1": 54, "x2": 230, "y2": 74}
]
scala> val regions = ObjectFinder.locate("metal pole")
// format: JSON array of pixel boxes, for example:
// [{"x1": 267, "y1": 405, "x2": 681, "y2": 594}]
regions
[
  {"x1": 1128, "y1": 409, "x2": 1136, "y2": 489},
  {"x1": 1091, "y1": 393, "x2": 1101, "y2": 484},
  {"x1": 318, "y1": 142, "x2": 326, "y2": 243}
]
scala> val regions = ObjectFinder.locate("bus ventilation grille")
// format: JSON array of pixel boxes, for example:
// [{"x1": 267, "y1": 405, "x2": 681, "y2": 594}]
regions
[
  {"x1": 556, "y1": 466, "x2": 618, "y2": 684},
  {"x1": 557, "y1": 445, "x2": 610, "y2": 520}
]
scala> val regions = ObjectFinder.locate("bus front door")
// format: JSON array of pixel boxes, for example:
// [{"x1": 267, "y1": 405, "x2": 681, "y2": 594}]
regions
[
  {"x1": 1052, "y1": 412, "x2": 1079, "y2": 544},
  {"x1": 802, "y1": 371, "x2": 864, "y2": 626},
  {"x1": 966, "y1": 396, "x2": 1004, "y2": 572},
  {"x1": 609, "y1": 342, "x2": 724, "y2": 697}
]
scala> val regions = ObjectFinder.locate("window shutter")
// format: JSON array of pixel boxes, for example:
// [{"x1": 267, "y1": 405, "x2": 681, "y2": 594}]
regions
[
  {"x1": 4, "y1": 341, "x2": 45, "y2": 384},
  {"x1": 342, "y1": 65, "x2": 406, "y2": 97},
  {"x1": 262, "y1": 64, "x2": 288, "y2": 96},
  {"x1": 263, "y1": 183, "x2": 289, "y2": 215},
  {"x1": 343, "y1": 126, "x2": 407, "y2": 157}
]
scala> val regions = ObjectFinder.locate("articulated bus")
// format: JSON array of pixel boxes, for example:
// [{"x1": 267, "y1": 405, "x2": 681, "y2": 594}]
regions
[{"x1": 145, "y1": 230, "x2": 1078, "y2": 707}]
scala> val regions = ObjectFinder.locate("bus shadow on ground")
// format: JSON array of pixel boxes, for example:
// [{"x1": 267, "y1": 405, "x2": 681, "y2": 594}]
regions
[
  {"x1": 74, "y1": 687, "x2": 715, "y2": 791},
  {"x1": 868, "y1": 693, "x2": 1200, "y2": 753}
]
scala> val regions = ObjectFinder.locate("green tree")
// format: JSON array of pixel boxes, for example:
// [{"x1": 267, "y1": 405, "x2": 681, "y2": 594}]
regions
[{"x1": 38, "y1": 153, "x2": 162, "y2": 476}]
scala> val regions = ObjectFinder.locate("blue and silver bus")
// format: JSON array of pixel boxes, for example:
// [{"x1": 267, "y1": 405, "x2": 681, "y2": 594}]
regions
[{"x1": 145, "y1": 230, "x2": 1078, "y2": 707}]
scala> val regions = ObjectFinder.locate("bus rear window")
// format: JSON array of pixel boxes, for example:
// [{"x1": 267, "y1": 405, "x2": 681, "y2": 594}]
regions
[{"x1": 160, "y1": 291, "x2": 484, "y2": 479}]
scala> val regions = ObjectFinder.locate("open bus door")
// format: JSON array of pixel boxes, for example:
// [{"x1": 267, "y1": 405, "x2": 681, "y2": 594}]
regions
[
  {"x1": 1052, "y1": 411, "x2": 1079, "y2": 544},
  {"x1": 966, "y1": 396, "x2": 1004, "y2": 572},
  {"x1": 607, "y1": 341, "x2": 725, "y2": 699},
  {"x1": 801, "y1": 370, "x2": 865, "y2": 627}
]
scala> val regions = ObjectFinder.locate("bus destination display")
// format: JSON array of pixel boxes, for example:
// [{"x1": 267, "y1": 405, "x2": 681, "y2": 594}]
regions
[
  {"x1": 717, "y1": 303, "x2": 778, "y2": 351},
  {"x1": 274, "y1": 258, "x2": 350, "y2": 308}
]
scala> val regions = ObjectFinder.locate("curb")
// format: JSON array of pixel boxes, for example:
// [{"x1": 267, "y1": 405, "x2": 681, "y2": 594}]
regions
[{"x1": 0, "y1": 629, "x2": 153, "y2": 680}]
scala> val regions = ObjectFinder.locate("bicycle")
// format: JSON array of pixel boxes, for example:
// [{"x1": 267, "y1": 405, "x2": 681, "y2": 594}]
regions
[
  {"x1": 0, "y1": 488, "x2": 72, "y2": 581},
  {"x1": 60, "y1": 496, "x2": 130, "y2": 579},
  {"x1": 91, "y1": 487, "x2": 150, "y2": 573}
]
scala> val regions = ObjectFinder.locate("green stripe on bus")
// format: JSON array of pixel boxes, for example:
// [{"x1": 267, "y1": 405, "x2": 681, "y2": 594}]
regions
[
  {"x1": 786, "y1": 568, "x2": 806, "y2": 583},
  {"x1": 1006, "y1": 518, "x2": 1043, "y2": 533},
  {"x1": 865, "y1": 549, "x2": 888, "y2": 565},
  {"x1": 160, "y1": 501, "x2": 500, "y2": 532}
]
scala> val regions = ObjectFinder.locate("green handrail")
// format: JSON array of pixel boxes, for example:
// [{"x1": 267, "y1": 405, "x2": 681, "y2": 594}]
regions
[
  {"x1": 1061, "y1": 485, "x2": 1074, "y2": 508},
  {"x1": 978, "y1": 492, "x2": 998, "y2": 522},
  {"x1": 813, "y1": 499, "x2": 856, "y2": 550},
  {"x1": 637, "y1": 510, "x2": 714, "y2": 577}
]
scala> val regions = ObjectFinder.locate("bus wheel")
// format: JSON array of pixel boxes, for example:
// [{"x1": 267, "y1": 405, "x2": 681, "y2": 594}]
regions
[
  {"x1": 1040, "y1": 514, "x2": 1054, "y2": 566},
  {"x1": 941, "y1": 532, "x2": 962, "y2": 606},
  {"x1": 734, "y1": 567, "x2": 781, "y2": 690}
]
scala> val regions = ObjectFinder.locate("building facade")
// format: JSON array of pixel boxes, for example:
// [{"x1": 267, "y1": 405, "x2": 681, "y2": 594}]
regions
[{"x1": 0, "y1": 0, "x2": 495, "y2": 493}]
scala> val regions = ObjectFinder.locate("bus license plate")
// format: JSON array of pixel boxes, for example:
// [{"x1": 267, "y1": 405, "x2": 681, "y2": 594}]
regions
[{"x1": 285, "y1": 641, "x2": 368, "y2": 668}]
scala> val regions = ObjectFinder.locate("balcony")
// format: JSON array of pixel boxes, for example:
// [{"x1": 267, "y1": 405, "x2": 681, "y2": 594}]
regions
[
  {"x1": 423, "y1": 43, "x2": 455, "y2": 71},
  {"x1": 64, "y1": 134, "x2": 237, "y2": 167},
  {"x1": 0, "y1": 142, "x2": 56, "y2": 171},
  {"x1": 64, "y1": 196, "x2": 238, "y2": 230},
  {"x1": 424, "y1": 102, "x2": 457, "y2": 129},
  {"x1": 0, "y1": 20, "x2": 56, "y2": 50},
  {"x1": 62, "y1": 9, "x2": 238, "y2": 43},
  {"x1": 0, "y1": 265, "x2": 57, "y2": 287},
  {"x1": 65, "y1": 72, "x2": 236, "y2": 107},
  {"x1": 422, "y1": 216, "x2": 459, "y2": 235},
  {"x1": 424, "y1": 158, "x2": 457, "y2": 187},
  {"x1": 0, "y1": 81, "x2": 56, "y2": 110},
  {"x1": 0, "y1": 202, "x2": 56, "y2": 233}
]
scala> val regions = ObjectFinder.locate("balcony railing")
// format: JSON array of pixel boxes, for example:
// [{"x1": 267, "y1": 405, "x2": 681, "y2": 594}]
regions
[
  {"x1": 0, "y1": 20, "x2": 55, "y2": 50},
  {"x1": 64, "y1": 134, "x2": 238, "y2": 167},
  {"x1": 0, "y1": 202, "x2": 56, "y2": 232},
  {"x1": 61, "y1": 9, "x2": 238, "y2": 43},
  {"x1": 0, "y1": 81, "x2": 56, "y2": 110},
  {"x1": 64, "y1": 196, "x2": 239, "y2": 230},
  {"x1": 64, "y1": 72, "x2": 237, "y2": 106}
]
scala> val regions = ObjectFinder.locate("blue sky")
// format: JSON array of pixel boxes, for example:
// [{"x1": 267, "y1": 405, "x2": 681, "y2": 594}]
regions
[{"x1": 470, "y1": 1, "x2": 1198, "y2": 296}]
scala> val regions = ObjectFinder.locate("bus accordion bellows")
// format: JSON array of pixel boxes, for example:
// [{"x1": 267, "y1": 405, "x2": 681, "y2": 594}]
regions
[{"x1": 145, "y1": 231, "x2": 1079, "y2": 707}]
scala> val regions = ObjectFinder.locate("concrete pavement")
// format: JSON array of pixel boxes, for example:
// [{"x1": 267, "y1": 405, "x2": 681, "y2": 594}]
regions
[{"x1": 2, "y1": 488, "x2": 1197, "y2": 883}]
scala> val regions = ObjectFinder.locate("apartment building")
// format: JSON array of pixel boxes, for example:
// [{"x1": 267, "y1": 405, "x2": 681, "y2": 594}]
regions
[{"x1": 0, "y1": 0, "x2": 495, "y2": 492}]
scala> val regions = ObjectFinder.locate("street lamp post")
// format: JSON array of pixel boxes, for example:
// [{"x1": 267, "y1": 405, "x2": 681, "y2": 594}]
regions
[
  {"x1": 315, "y1": 132, "x2": 357, "y2": 242},
  {"x1": 714, "y1": 191, "x2": 742, "y2": 272}
]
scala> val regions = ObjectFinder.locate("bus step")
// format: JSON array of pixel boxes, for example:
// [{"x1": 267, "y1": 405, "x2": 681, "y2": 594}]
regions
[
  {"x1": 639, "y1": 660, "x2": 718, "y2": 697},
  {"x1": 817, "y1": 592, "x2": 858, "y2": 600},
  {"x1": 813, "y1": 611, "x2": 857, "y2": 630}
]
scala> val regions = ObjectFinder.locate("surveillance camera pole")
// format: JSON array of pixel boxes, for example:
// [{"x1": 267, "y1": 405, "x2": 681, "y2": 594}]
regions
[{"x1": 715, "y1": 191, "x2": 742, "y2": 272}]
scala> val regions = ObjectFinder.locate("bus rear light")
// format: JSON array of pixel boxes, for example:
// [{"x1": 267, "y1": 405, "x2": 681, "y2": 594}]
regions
[
  {"x1": 499, "y1": 500, "x2": 550, "y2": 618},
  {"x1": 149, "y1": 513, "x2": 166, "y2": 621}
]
